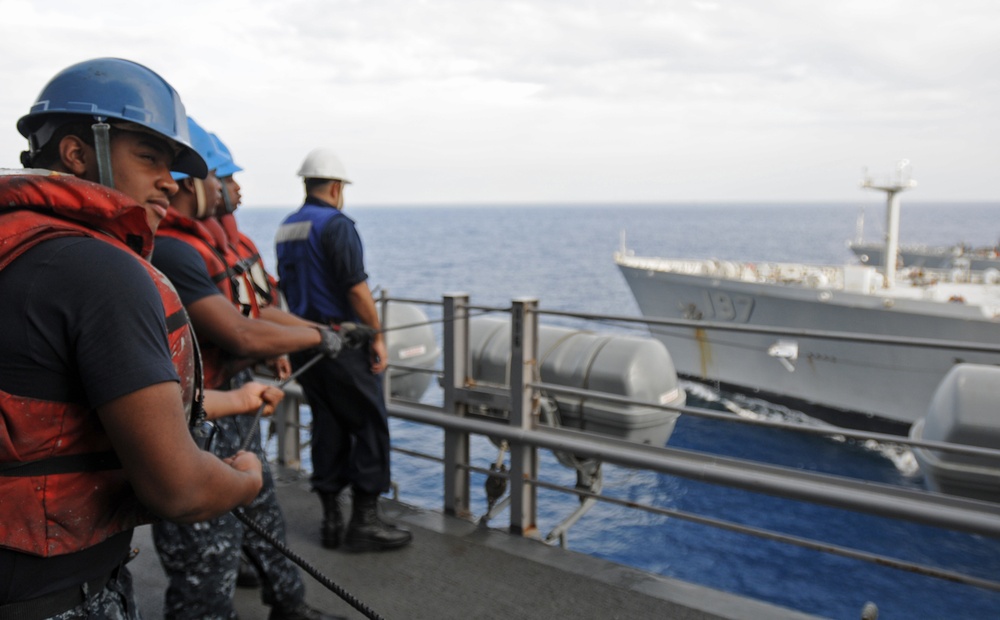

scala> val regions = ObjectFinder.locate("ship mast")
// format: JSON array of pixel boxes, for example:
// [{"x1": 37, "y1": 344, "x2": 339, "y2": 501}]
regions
[{"x1": 860, "y1": 160, "x2": 917, "y2": 288}]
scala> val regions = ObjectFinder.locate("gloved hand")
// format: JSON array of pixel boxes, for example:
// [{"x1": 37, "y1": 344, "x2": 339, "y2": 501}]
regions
[
  {"x1": 338, "y1": 322, "x2": 378, "y2": 349},
  {"x1": 316, "y1": 326, "x2": 343, "y2": 358}
]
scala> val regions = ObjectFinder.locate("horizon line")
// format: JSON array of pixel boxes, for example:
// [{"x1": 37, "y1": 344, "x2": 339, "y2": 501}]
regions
[{"x1": 238, "y1": 198, "x2": 1000, "y2": 210}]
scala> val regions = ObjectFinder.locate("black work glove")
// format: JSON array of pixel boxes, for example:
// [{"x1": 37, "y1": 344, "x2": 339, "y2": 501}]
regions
[
  {"x1": 316, "y1": 326, "x2": 343, "y2": 358},
  {"x1": 338, "y1": 322, "x2": 377, "y2": 349}
]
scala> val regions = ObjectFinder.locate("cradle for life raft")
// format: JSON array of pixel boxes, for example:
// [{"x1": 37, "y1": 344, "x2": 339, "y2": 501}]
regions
[{"x1": 467, "y1": 317, "x2": 685, "y2": 446}]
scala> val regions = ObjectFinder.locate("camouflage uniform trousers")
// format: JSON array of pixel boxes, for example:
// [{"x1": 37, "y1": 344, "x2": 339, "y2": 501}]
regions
[
  {"x1": 153, "y1": 413, "x2": 306, "y2": 620},
  {"x1": 49, "y1": 567, "x2": 139, "y2": 620}
]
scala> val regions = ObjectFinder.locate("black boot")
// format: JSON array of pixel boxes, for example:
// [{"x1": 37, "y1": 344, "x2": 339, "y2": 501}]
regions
[
  {"x1": 236, "y1": 552, "x2": 260, "y2": 588},
  {"x1": 320, "y1": 491, "x2": 344, "y2": 549},
  {"x1": 343, "y1": 493, "x2": 413, "y2": 552}
]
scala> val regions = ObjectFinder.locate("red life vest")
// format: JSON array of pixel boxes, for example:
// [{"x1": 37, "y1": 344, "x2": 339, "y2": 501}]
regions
[
  {"x1": 157, "y1": 209, "x2": 260, "y2": 388},
  {"x1": 219, "y1": 213, "x2": 278, "y2": 310},
  {"x1": 0, "y1": 171, "x2": 199, "y2": 557}
]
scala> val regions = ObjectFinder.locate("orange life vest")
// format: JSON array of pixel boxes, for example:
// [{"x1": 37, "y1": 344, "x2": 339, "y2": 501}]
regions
[
  {"x1": 0, "y1": 172, "x2": 199, "y2": 557},
  {"x1": 219, "y1": 213, "x2": 278, "y2": 310},
  {"x1": 157, "y1": 209, "x2": 260, "y2": 388}
]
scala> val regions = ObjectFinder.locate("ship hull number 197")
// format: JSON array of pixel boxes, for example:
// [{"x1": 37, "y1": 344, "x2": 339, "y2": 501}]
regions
[{"x1": 682, "y1": 291, "x2": 754, "y2": 323}]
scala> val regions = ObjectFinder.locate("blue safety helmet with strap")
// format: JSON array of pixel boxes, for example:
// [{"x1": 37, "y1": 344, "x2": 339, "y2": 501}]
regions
[
  {"x1": 171, "y1": 117, "x2": 229, "y2": 181},
  {"x1": 17, "y1": 58, "x2": 208, "y2": 184},
  {"x1": 211, "y1": 133, "x2": 243, "y2": 179},
  {"x1": 211, "y1": 133, "x2": 243, "y2": 214}
]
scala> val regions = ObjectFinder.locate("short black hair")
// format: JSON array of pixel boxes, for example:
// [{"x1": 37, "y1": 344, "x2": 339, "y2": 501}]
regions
[
  {"x1": 21, "y1": 120, "x2": 95, "y2": 169},
  {"x1": 304, "y1": 178, "x2": 338, "y2": 194}
]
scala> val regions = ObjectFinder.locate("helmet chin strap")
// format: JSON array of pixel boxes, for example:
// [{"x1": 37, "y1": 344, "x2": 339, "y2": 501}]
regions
[
  {"x1": 193, "y1": 178, "x2": 208, "y2": 219},
  {"x1": 220, "y1": 180, "x2": 235, "y2": 214},
  {"x1": 92, "y1": 121, "x2": 114, "y2": 188}
]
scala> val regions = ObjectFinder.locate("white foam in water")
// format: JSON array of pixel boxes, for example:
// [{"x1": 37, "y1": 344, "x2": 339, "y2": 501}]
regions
[
  {"x1": 865, "y1": 440, "x2": 920, "y2": 477},
  {"x1": 686, "y1": 382, "x2": 921, "y2": 477},
  {"x1": 679, "y1": 380, "x2": 721, "y2": 403}
]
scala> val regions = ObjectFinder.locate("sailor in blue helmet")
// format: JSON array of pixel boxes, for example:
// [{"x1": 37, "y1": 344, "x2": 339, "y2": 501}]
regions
[
  {"x1": 213, "y1": 133, "x2": 283, "y2": 317},
  {"x1": 209, "y1": 132, "x2": 284, "y2": 589},
  {"x1": 276, "y1": 149, "x2": 413, "y2": 553},
  {"x1": 150, "y1": 118, "x2": 345, "y2": 620},
  {"x1": 0, "y1": 58, "x2": 264, "y2": 619}
]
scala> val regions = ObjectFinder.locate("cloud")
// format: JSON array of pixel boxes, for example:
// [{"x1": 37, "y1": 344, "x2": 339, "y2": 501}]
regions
[{"x1": 1, "y1": 0, "x2": 999, "y2": 204}]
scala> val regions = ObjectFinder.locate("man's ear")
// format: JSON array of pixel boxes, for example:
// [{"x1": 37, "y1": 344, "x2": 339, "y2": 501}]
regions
[
  {"x1": 180, "y1": 177, "x2": 197, "y2": 194},
  {"x1": 58, "y1": 135, "x2": 92, "y2": 177},
  {"x1": 330, "y1": 181, "x2": 342, "y2": 202}
]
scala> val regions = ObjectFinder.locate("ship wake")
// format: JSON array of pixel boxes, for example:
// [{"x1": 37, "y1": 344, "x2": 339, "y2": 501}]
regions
[{"x1": 681, "y1": 381, "x2": 920, "y2": 477}]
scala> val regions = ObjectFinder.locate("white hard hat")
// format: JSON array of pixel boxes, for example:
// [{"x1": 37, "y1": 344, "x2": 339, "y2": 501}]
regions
[{"x1": 297, "y1": 148, "x2": 352, "y2": 184}]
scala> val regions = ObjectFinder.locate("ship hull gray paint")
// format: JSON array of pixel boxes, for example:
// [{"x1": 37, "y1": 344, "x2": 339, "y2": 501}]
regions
[{"x1": 617, "y1": 263, "x2": 1000, "y2": 429}]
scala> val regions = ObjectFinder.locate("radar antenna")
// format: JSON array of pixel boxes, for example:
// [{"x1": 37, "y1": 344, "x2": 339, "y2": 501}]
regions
[{"x1": 861, "y1": 160, "x2": 917, "y2": 288}]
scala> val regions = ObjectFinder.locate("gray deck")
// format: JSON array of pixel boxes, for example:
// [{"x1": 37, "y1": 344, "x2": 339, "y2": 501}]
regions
[{"x1": 130, "y1": 467, "x2": 820, "y2": 620}]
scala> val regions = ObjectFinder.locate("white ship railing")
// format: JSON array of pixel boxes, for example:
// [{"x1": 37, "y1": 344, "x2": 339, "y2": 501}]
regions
[
  {"x1": 262, "y1": 293, "x2": 1000, "y2": 598},
  {"x1": 616, "y1": 252, "x2": 1000, "y2": 289}
]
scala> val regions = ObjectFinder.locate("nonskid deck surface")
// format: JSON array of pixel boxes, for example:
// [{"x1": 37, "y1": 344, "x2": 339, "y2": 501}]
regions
[{"x1": 130, "y1": 467, "x2": 818, "y2": 620}]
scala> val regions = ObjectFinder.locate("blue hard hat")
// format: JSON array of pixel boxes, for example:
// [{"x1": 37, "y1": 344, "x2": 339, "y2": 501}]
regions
[
  {"x1": 211, "y1": 133, "x2": 243, "y2": 178},
  {"x1": 171, "y1": 117, "x2": 228, "y2": 181},
  {"x1": 17, "y1": 58, "x2": 207, "y2": 179}
]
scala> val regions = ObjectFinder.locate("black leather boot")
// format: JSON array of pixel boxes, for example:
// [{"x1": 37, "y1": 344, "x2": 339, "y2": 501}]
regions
[
  {"x1": 319, "y1": 491, "x2": 344, "y2": 549},
  {"x1": 236, "y1": 552, "x2": 260, "y2": 588},
  {"x1": 343, "y1": 493, "x2": 413, "y2": 552}
]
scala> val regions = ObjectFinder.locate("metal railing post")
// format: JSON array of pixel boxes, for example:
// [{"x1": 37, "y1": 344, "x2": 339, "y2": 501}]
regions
[
  {"x1": 274, "y1": 384, "x2": 302, "y2": 469},
  {"x1": 442, "y1": 293, "x2": 471, "y2": 518},
  {"x1": 509, "y1": 298, "x2": 539, "y2": 536},
  {"x1": 379, "y1": 289, "x2": 390, "y2": 403}
]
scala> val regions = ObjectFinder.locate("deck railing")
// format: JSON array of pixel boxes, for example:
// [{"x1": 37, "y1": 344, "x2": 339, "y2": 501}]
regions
[{"x1": 261, "y1": 293, "x2": 1000, "y2": 595}]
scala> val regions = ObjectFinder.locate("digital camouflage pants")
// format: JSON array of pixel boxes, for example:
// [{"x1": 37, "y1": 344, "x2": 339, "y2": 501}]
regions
[
  {"x1": 49, "y1": 567, "x2": 138, "y2": 620},
  {"x1": 153, "y1": 413, "x2": 306, "y2": 619}
]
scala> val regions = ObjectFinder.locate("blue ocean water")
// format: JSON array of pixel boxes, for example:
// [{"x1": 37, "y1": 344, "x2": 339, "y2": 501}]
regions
[{"x1": 238, "y1": 201, "x2": 1000, "y2": 619}]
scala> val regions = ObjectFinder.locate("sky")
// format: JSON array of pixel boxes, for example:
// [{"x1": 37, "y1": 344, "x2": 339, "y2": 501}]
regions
[{"x1": 1, "y1": 0, "x2": 999, "y2": 207}]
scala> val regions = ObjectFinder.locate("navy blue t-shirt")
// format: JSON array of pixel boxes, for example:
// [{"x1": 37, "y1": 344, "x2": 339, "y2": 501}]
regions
[
  {"x1": 319, "y1": 208, "x2": 368, "y2": 293},
  {"x1": 0, "y1": 237, "x2": 178, "y2": 403},
  {"x1": 0, "y1": 236, "x2": 178, "y2": 601},
  {"x1": 277, "y1": 198, "x2": 368, "y2": 323},
  {"x1": 150, "y1": 236, "x2": 223, "y2": 307}
]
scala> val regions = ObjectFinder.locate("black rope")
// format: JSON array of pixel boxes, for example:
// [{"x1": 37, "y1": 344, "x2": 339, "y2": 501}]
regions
[
  {"x1": 227, "y1": 307, "x2": 501, "y2": 617},
  {"x1": 236, "y1": 352, "x2": 325, "y2": 453},
  {"x1": 234, "y1": 508, "x2": 385, "y2": 620},
  {"x1": 231, "y1": 352, "x2": 387, "y2": 617},
  {"x1": 378, "y1": 306, "x2": 510, "y2": 335}
]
